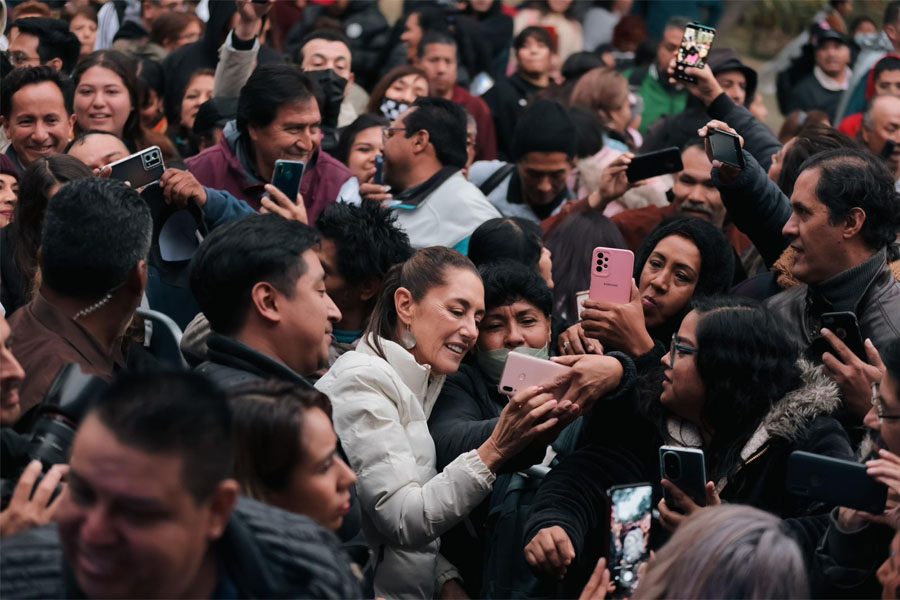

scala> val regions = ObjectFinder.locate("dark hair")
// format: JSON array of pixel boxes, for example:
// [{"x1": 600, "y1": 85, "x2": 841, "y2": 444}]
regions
[
  {"x1": 776, "y1": 123, "x2": 858, "y2": 197},
  {"x1": 229, "y1": 380, "x2": 332, "y2": 500},
  {"x1": 480, "y1": 260, "x2": 552, "y2": 317},
  {"x1": 236, "y1": 64, "x2": 321, "y2": 134},
  {"x1": 798, "y1": 147, "x2": 900, "y2": 250},
  {"x1": 0, "y1": 65, "x2": 73, "y2": 120},
  {"x1": 417, "y1": 30, "x2": 457, "y2": 59},
  {"x1": 10, "y1": 18, "x2": 81, "y2": 75},
  {"x1": 365, "y1": 246, "x2": 480, "y2": 359},
  {"x1": 298, "y1": 28, "x2": 352, "y2": 62},
  {"x1": 11, "y1": 0, "x2": 51, "y2": 19},
  {"x1": 544, "y1": 211, "x2": 627, "y2": 330},
  {"x1": 561, "y1": 51, "x2": 606, "y2": 82},
  {"x1": 468, "y1": 217, "x2": 543, "y2": 271},
  {"x1": 61, "y1": 4, "x2": 98, "y2": 26},
  {"x1": 885, "y1": 0, "x2": 900, "y2": 27},
  {"x1": 366, "y1": 65, "x2": 428, "y2": 114},
  {"x1": 404, "y1": 97, "x2": 468, "y2": 168},
  {"x1": 690, "y1": 297, "x2": 802, "y2": 481},
  {"x1": 884, "y1": 339, "x2": 900, "y2": 386},
  {"x1": 514, "y1": 25, "x2": 556, "y2": 53},
  {"x1": 568, "y1": 107, "x2": 607, "y2": 158},
  {"x1": 634, "y1": 217, "x2": 735, "y2": 339},
  {"x1": 137, "y1": 57, "x2": 165, "y2": 98},
  {"x1": 315, "y1": 201, "x2": 412, "y2": 289},
  {"x1": 64, "y1": 128, "x2": 127, "y2": 153},
  {"x1": 90, "y1": 371, "x2": 234, "y2": 502},
  {"x1": 9, "y1": 156, "x2": 92, "y2": 298},
  {"x1": 334, "y1": 113, "x2": 389, "y2": 165},
  {"x1": 150, "y1": 10, "x2": 203, "y2": 48},
  {"x1": 875, "y1": 56, "x2": 900, "y2": 82},
  {"x1": 777, "y1": 110, "x2": 831, "y2": 144},
  {"x1": 190, "y1": 214, "x2": 322, "y2": 335},
  {"x1": 850, "y1": 15, "x2": 877, "y2": 35}
]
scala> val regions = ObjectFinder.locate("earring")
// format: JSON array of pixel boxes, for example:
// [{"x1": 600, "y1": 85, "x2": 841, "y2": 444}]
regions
[{"x1": 400, "y1": 323, "x2": 417, "y2": 349}]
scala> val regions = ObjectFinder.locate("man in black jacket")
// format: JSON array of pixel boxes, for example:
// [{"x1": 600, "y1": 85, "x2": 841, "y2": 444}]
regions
[
  {"x1": 189, "y1": 215, "x2": 341, "y2": 391},
  {"x1": 0, "y1": 371, "x2": 360, "y2": 599}
]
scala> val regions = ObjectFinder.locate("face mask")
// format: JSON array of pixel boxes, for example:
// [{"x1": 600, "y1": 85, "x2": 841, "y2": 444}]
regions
[
  {"x1": 379, "y1": 97, "x2": 410, "y2": 121},
  {"x1": 477, "y1": 345, "x2": 550, "y2": 387},
  {"x1": 310, "y1": 69, "x2": 347, "y2": 127}
]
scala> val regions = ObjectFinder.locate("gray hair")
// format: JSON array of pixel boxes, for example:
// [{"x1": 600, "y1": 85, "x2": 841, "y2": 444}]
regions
[{"x1": 635, "y1": 505, "x2": 808, "y2": 599}]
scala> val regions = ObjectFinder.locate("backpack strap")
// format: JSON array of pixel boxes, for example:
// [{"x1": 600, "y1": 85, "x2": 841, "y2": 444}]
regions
[{"x1": 479, "y1": 163, "x2": 517, "y2": 196}]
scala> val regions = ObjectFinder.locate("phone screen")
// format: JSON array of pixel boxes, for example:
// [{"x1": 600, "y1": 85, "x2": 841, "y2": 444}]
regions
[
  {"x1": 272, "y1": 160, "x2": 305, "y2": 200},
  {"x1": 609, "y1": 484, "x2": 653, "y2": 597},
  {"x1": 677, "y1": 25, "x2": 715, "y2": 70},
  {"x1": 708, "y1": 130, "x2": 744, "y2": 168}
]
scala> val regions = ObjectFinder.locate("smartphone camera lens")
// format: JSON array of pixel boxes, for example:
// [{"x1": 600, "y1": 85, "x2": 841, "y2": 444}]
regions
[
  {"x1": 663, "y1": 452, "x2": 681, "y2": 480},
  {"x1": 502, "y1": 385, "x2": 513, "y2": 393}
]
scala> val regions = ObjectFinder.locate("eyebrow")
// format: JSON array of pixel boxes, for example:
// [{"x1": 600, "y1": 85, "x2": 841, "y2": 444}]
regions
[{"x1": 69, "y1": 471, "x2": 164, "y2": 508}]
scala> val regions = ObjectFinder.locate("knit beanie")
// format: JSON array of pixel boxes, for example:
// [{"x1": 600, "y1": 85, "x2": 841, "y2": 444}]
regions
[{"x1": 511, "y1": 99, "x2": 577, "y2": 161}]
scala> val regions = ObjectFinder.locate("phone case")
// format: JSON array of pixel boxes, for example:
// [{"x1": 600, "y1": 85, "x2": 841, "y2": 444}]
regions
[
  {"x1": 497, "y1": 352, "x2": 570, "y2": 395},
  {"x1": 822, "y1": 312, "x2": 866, "y2": 360},
  {"x1": 787, "y1": 451, "x2": 887, "y2": 513},
  {"x1": 589, "y1": 247, "x2": 634, "y2": 304},
  {"x1": 659, "y1": 446, "x2": 707, "y2": 509},
  {"x1": 272, "y1": 160, "x2": 305, "y2": 199},
  {"x1": 575, "y1": 290, "x2": 589, "y2": 321},
  {"x1": 374, "y1": 155, "x2": 384, "y2": 185},
  {"x1": 709, "y1": 129, "x2": 745, "y2": 168},
  {"x1": 625, "y1": 147, "x2": 684, "y2": 182},
  {"x1": 106, "y1": 146, "x2": 165, "y2": 189}
]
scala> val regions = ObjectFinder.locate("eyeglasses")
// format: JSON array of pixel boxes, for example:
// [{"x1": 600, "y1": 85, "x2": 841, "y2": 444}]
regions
[
  {"x1": 382, "y1": 127, "x2": 408, "y2": 140},
  {"x1": 669, "y1": 333, "x2": 698, "y2": 368},
  {"x1": 873, "y1": 383, "x2": 900, "y2": 422},
  {"x1": 3, "y1": 50, "x2": 40, "y2": 68}
]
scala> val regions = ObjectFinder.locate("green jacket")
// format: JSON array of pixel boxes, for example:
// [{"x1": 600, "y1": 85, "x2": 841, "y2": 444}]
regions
[{"x1": 627, "y1": 64, "x2": 688, "y2": 136}]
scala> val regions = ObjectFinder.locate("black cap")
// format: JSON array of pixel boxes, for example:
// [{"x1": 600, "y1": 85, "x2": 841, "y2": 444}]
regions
[
  {"x1": 511, "y1": 99, "x2": 577, "y2": 162},
  {"x1": 815, "y1": 27, "x2": 848, "y2": 48},
  {"x1": 193, "y1": 97, "x2": 238, "y2": 135}
]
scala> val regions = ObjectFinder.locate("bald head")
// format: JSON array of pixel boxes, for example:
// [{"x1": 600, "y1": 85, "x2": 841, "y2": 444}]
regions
[{"x1": 862, "y1": 94, "x2": 900, "y2": 176}]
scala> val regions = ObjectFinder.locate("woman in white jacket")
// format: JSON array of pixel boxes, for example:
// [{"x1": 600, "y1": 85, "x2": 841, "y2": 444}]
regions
[{"x1": 316, "y1": 247, "x2": 571, "y2": 599}]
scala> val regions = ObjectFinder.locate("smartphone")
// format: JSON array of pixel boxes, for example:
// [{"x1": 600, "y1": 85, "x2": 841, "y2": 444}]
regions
[
  {"x1": 625, "y1": 147, "x2": 684, "y2": 182},
  {"x1": 806, "y1": 311, "x2": 867, "y2": 363},
  {"x1": 659, "y1": 446, "x2": 707, "y2": 511},
  {"x1": 881, "y1": 139, "x2": 897, "y2": 159},
  {"x1": 589, "y1": 247, "x2": 634, "y2": 304},
  {"x1": 271, "y1": 160, "x2": 305, "y2": 200},
  {"x1": 787, "y1": 451, "x2": 887, "y2": 513},
  {"x1": 673, "y1": 23, "x2": 716, "y2": 83},
  {"x1": 374, "y1": 154, "x2": 384, "y2": 185},
  {"x1": 708, "y1": 128, "x2": 745, "y2": 169},
  {"x1": 105, "y1": 146, "x2": 165, "y2": 189},
  {"x1": 608, "y1": 483, "x2": 653, "y2": 598},
  {"x1": 497, "y1": 351, "x2": 571, "y2": 395}
]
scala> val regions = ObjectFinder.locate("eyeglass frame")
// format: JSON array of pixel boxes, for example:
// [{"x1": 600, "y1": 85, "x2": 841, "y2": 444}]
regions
[
  {"x1": 669, "y1": 333, "x2": 699, "y2": 368},
  {"x1": 872, "y1": 382, "x2": 900, "y2": 422},
  {"x1": 381, "y1": 126, "x2": 408, "y2": 140}
]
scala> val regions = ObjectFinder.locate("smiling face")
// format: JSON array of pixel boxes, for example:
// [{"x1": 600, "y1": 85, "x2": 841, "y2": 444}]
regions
[
  {"x1": 672, "y1": 146, "x2": 726, "y2": 228},
  {"x1": 638, "y1": 234, "x2": 702, "y2": 329},
  {"x1": 0, "y1": 174, "x2": 18, "y2": 228},
  {"x1": 399, "y1": 267, "x2": 485, "y2": 375},
  {"x1": 74, "y1": 66, "x2": 133, "y2": 138},
  {"x1": 248, "y1": 99, "x2": 321, "y2": 182},
  {"x1": 179, "y1": 74, "x2": 214, "y2": 130},
  {"x1": 476, "y1": 300, "x2": 551, "y2": 353},
  {"x1": 815, "y1": 40, "x2": 851, "y2": 79},
  {"x1": 1, "y1": 81, "x2": 75, "y2": 168},
  {"x1": 346, "y1": 126, "x2": 383, "y2": 184},
  {"x1": 0, "y1": 315, "x2": 25, "y2": 425},
  {"x1": 659, "y1": 310, "x2": 706, "y2": 426}
]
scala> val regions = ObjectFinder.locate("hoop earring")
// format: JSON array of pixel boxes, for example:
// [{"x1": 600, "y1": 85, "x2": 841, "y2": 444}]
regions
[{"x1": 400, "y1": 322, "x2": 417, "y2": 350}]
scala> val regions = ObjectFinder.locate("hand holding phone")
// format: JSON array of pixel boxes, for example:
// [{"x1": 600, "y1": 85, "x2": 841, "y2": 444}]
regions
[
  {"x1": 659, "y1": 446, "x2": 707, "y2": 511},
  {"x1": 588, "y1": 247, "x2": 635, "y2": 304},
  {"x1": 105, "y1": 146, "x2": 166, "y2": 190},
  {"x1": 806, "y1": 312, "x2": 867, "y2": 364},
  {"x1": 373, "y1": 154, "x2": 384, "y2": 185},
  {"x1": 608, "y1": 484, "x2": 653, "y2": 597},
  {"x1": 271, "y1": 160, "x2": 305, "y2": 200},
  {"x1": 673, "y1": 23, "x2": 716, "y2": 84},
  {"x1": 625, "y1": 147, "x2": 683, "y2": 182},
  {"x1": 498, "y1": 352, "x2": 571, "y2": 395},
  {"x1": 708, "y1": 128, "x2": 745, "y2": 169},
  {"x1": 788, "y1": 451, "x2": 887, "y2": 513}
]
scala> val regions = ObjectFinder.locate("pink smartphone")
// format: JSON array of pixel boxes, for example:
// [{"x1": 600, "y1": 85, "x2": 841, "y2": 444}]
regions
[
  {"x1": 588, "y1": 247, "x2": 635, "y2": 304},
  {"x1": 498, "y1": 352, "x2": 571, "y2": 395}
]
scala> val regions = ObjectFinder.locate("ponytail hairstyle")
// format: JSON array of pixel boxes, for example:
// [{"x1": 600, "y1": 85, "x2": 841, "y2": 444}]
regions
[{"x1": 364, "y1": 246, "x2": 480, "y2": 359}]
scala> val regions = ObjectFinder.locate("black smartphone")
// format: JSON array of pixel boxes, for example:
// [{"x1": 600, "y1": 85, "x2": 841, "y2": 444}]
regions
[
  {"x1": 708, "y1": 128, "x2": 745, "y2": 168},
  {"x1": 673, "y1": 23, "x2": 716, "y2": 84},
  {"x1": 659, "y1": 446, "x2": 707, "y2": 511},
  {"x1": 626, "y1": 147, "x2": 683, "y2": 182},
  {"x1": 271, "y1": 160, "x2": 305, "y2": 200},
  {"x1": 787, "y1": 451, "x2": 887, "y2": 513},
  {"x1": 608, "y1": 483, "x2": 653, "y2": 598},
  {"x1": 882, "y1": 139, "x2": 898, "y2": 159},
  {"x1": 106, "y1": 146, "x2": 165, "y2": 189},
  {"x1": 807, "y1": 311, "x2": 867, "y2": 363},
  {"x1": 374, "y1": 154, "x2": 384, "y2": 185}
]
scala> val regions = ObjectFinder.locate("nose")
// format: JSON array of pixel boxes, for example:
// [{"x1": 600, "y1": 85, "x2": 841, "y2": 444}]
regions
[
  {"x1": 505, "y1": 324, "x2": 526, "y2": 349},
  {"x1": 659, "y1": 350, "x2": 671, "y2": 369},
  {"x1": 1, "y1": 348, "x2": 26, "y2": 384},
  {"x1": 648, "y1": 270, "x2": 669, "y2": 294},
  {"x1": 460, "y1": 315, "x2": 478, "y2": 343},
  {"x1": 80, "y1": 505, "x2": 117, "y2": 546},
  {"x1": 325, "y1": 292, "x2": 342, "y2": 323},
  {"x1": 863, "y1": 405, "x2": 880, "y2": 431},
  {"x1": 337, "y1": 457, "x2": 356, "y2": 489},
  {"x1": 31, "y1": 121, "x2": 49, "y2": 143},
  {"x1": 782, "y1": 213, "x2": 799, "y2": 239},
  {"x1": 537, "y1": 175, "x2": 553, "y2": 193}
]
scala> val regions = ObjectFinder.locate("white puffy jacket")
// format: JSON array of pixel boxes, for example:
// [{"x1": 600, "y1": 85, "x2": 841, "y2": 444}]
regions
[{"x1": 315, "y1": 335, "x2": 496, "y2": 599}]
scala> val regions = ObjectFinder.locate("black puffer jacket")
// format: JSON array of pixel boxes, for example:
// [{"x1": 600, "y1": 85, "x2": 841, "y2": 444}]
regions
[{"x1": 0, "y1": 497, "x2": 361, "y2": 599}]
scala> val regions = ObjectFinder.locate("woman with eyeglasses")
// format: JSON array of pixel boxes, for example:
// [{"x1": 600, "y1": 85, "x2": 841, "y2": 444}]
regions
[{"x1": 521, "y1": 296, "x2": 854, "y2": 593}]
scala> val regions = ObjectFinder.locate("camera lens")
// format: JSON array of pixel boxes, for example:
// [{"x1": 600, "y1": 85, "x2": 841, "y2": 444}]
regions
[
  {"x1": 663, "y1": 452, "x2": 681, "y2": 480},
  {"x1": 502, "y1": 385, "x2": 513, "y2": 393}
]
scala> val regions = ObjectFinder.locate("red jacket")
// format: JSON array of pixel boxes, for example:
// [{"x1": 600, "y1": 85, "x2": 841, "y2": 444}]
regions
[
  {"x1": 452, "y1": 86, "x2": 498, "y2": 161},
  {"x1": 185, "y1": 136, "x2": 351, "y2": 222},
  {"x1": 837, "y1": 53, "x2": 900, "y2": 139}
]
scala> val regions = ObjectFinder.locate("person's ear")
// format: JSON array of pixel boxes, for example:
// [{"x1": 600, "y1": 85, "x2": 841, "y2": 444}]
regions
[
  {"x1": 46, "y1": 57, "x2": 63, "y2": 72},
  {"x1": 412, "y1": 129, "x2": 430, "y2": 155},
  {"x1": 204, "y1": 479, "x2": 239, "y2": 541},
  {"x1": 394, "y1": 286, "x2": 415, "y2": 326},
  {"x1": 843, "y1": 206, "x2": 867, "y2": 239},
  {"x1": 250, "y1": 281, "x2": 281, "y2": 324},
  {"x1": 247, "y1": 124, "x2": 260, "y2": 146},
  {"x1": 358, "y1": 277, "x2": 380, "y2": 303}
]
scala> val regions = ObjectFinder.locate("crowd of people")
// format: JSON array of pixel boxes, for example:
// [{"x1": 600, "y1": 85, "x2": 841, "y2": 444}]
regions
[{"x1": 0, "y1": 0, "x2": 899, "y2": 598}]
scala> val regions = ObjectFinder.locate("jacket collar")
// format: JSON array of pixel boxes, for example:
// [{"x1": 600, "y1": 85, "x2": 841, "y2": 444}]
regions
[
  {"x1": 206, "y1": 332, "x2": 315, "y2": 389},
  {"x1": 357, "y1": 334, "x2": 446, "y2": 418}
]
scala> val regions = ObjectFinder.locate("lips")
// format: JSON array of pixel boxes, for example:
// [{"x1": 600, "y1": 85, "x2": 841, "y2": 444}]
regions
[
  {"x1": 445, "y1": 343, "x2": 465, "y2": 355},
  {"x1": 641, "y1": 295, "x2": 657, "y2": 309},
  {"x1": 77, "y1": 546, "x2": 120, "y2": 578}
]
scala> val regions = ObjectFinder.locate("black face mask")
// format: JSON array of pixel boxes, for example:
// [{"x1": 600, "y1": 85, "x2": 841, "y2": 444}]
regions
[{"x1": 311, "y1": 69, "x2": 347, "y2": 129}]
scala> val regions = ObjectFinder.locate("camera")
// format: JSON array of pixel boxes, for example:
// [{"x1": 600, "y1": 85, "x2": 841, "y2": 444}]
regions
[
  {"x1": 596, "y1": 252, "x2": 608, "y2": 272},
  {"x1": 663, "y1": 451, "x2": 682, "y2": 480},
  {"x1": 142, "y1": 148, "x2": 162, "y2": 170},
  {"x1": 0, "y1": 364, "x2": 108, "y2": 508}
]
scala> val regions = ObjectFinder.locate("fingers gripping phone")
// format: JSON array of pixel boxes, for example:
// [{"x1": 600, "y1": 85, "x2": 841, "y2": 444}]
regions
[
  {"x1": 708, "y1": 128, "x2": 745, "y2": 169},
  {"x1": 806, "y1": 311, "x2": 867, "y2": 364},
  {"x1": 787, "y1": 451, "x2": 887, "y2": 513},
  {"x1": 659, "y1": 446, "x2": 707, "y2": 512},
  {"x1": 673, "y1": 23, "x2": 716, "y2": 84},
  {"x1": 608, "y1": 484, "x2": 653, "y2": 598},
  {"x1": 625, "y1": 147, "x2": 684, "y2": 182},
  {"x1": 105, "y1": 146, "x2": 166, "y2": 189},
  {"x1": 272, "y1": 159, "x2": 305, "y2": 200},
  {"x1": 497, "y1": 352, "x2": 571, "y2": 395},
  {"x1": 589, "y1": 247, "x2": 634, "y2": 304}
]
